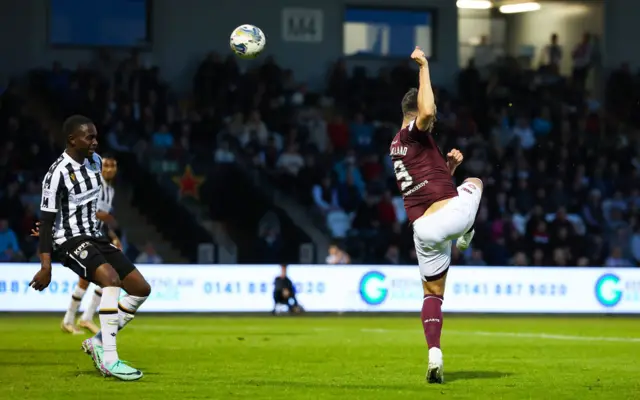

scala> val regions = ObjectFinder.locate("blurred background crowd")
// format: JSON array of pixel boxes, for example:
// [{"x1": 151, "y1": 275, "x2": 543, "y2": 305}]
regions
[{"x1": 1, "y1": 30, "x2": 640, "y2": 267}]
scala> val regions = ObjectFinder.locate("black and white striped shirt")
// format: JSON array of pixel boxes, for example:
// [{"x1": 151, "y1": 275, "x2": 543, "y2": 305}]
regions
[
  {"x1": 96, "y1": 176, "x2": 115, "y2": 234},
  {"x1": 41, "y1": 152, "x2": 104, "y2": 245}
]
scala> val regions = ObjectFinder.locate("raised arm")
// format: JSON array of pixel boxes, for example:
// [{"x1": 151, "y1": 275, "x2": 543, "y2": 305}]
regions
[
  {"x1": 411, "y1": 47, "x2": 436, "y2": 131},
  {"x1": 446, "y1": 149, "x2": 464, "y2": 176}
]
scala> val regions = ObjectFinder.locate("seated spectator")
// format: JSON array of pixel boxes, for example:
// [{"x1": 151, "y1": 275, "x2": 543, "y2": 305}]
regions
[
  {"x1": 337, "y1": 173, "x2": 361, "y2": 214},
  {"x1": 151, "y1": 124, "x2": 174, "y2": 149},
  {"x1": 214, "y1": 140, "x2": 236, "y2": 164},
  {"x1": 512, "y1": 117, "x2": 536, "y2": 150},
  {"x1": 241, "y1": 110, "x2": 269, "y2": 146},
  {"x1": 276, "y1": 144, "x2": 305, "y2": 177},
  {"x1": 0, "y1": 219, "x2": 22, "y2": 262},
  {"x1": 466, "y1": 249, "x2": 487, "y2": 266},
  {"x1": 532, "y1": 107, "x2": 552, "y2": 136},
  {"x1": 511, "y1": 252, "x2": 529, "y2": 266},
  {"x1": 328, "y1": 114, "x2": 349, "y2": 152},
  {"x1": 605, "y1": 247, "x2": 634, "y2": 267},
  {"x1": 312, "y1": 176, "x2": 340, "y2": 214},
  {"x1": 352, "y1": 192, "x2": 380, "y2": 233},
  {"x1": 135, "y1": 242, "x2": 163, "y2": 264},
  {"x1": 350, "y1": 113, "x2": 374, "y2": 152},
  {"x1": 383, "y1": 244, "x2": 401, "y2": 265},
  {"x1": 326, "y1": 243, "x2": 350, "y2": 264}
]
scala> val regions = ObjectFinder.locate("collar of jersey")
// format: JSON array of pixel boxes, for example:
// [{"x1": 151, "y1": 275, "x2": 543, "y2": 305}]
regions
[{"x1": 63, "y1": 150, "x2": 87, "y2": 168}]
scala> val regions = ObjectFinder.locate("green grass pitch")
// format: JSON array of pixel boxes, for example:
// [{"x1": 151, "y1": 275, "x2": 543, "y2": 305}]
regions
[{"x1": 1, "y1": 315, "x2": 639, "y2": 399}]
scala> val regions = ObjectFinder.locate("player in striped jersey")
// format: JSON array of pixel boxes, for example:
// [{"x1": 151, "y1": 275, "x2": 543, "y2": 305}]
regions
[
  {"x1": 34, "y1": 155, "x2": 120, "y2": 334},
  {"x1": 30, "y1": 115, "x2": 150, "y2": 381}
]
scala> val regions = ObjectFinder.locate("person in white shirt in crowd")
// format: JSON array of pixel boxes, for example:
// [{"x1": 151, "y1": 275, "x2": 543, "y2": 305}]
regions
[
  {"x1": 605, "y1": 247, "x2": 634, "y2": 267},
  {"x1": 512, "y1": 117, "x2": 536, "y2": 150},
  {"x1": 214, "y1": 140, "x2": 236, "y2": 164},
  {"x1": 326, "y1": 243, "x2": 350, "y2": 264},
  {"x1": 276, "y1": 143, "x2": 305, "y2": 176},
  {"x1": 239, "y1": 110, "x2": 269, "y2": 147},
  {"x1": 135, "y1": 242, "x2": 163, "y2": 264},
  {"x1": 312, "y1": 176, "x2": 341, "y2": 214}
]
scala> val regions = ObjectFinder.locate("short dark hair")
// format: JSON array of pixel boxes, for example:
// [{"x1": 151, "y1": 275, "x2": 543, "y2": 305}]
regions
[
  {"x1": 62, "y1": 115, "x2": 93, "y2": 142},
  {"x1": 101, "y1": 153, "x2": 117, "y2": 161},
  {"x1": 401, "y1": 88, "x2": 418, "y2": 116}
]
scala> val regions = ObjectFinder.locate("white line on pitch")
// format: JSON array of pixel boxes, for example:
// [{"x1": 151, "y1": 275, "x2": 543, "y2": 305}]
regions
[
  {"x1": 447, "y1": 330, "x2": 640, "y2": 343},
  {"x1": 361, "y1": 328, "x2": 640, "y2": 343},
  {"x1": 130, "y1": 325, "x2": 640, "y2": 343}
]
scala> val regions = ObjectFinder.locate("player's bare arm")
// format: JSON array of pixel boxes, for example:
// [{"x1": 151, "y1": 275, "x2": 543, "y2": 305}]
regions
[
  {"x1": 446, "y1": 149, "x2": 464, "y2": 176},
  {"x1": 411, "y1": 47, "x2": 436, "y2": 131},
  {"x1": 96, "y1": 210, "x2": 117, "y2": 228}
]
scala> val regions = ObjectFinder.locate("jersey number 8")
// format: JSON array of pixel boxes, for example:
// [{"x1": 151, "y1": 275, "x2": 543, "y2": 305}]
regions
[{"x1": 394, "y1": 160, "x2": 413, "y2": 192}]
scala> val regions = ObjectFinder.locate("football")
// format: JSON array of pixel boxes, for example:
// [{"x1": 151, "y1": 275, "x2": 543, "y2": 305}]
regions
[{"x1": 229, "y1": 24, "x2": 266, "y2": 59}]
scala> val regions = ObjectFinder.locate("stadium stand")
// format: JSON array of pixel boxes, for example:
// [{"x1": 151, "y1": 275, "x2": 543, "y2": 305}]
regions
[{"x1": 1, "y1": 50, "x2": 639, "y2": 266}]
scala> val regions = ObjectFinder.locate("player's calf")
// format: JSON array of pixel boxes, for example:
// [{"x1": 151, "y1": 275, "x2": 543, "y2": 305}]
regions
[
  {"x1": 93, "y1": 269, "x2": 151, "y2": 345},
  {"x1": 422, "y1": 276, "x2": 446, "y2": 383}
]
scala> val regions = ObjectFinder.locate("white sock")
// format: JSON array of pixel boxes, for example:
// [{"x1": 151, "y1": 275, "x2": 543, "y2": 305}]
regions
[
  {"x1": 99, "y1": 286, "x2": 121, "y2": 365},
  {"x1": 80, "y1": 288, "x2": 102, "y2": 321},
  {"x1": 94, "y1": 294, "x2": 147, "y2": 345},
  {"x1": 118, "y1": 295, "x2": 148, "y2": 329},
  {"x1": 63, "y1": 287, "x2": 86, "y2": 324}
]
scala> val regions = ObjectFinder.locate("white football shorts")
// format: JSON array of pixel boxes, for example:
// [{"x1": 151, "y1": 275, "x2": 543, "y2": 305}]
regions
[{"x1": 412, "y1": 181, "x2": 482, "y2": 281}]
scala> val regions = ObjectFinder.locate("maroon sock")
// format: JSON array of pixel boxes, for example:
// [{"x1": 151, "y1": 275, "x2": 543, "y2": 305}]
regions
[{"x1": 421, "y1": 295, "x2": 444, "y2": 349}]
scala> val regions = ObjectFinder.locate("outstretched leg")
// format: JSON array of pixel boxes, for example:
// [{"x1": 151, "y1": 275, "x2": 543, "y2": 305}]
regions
[{"x1": 455, "y1": 178, "x2": 483, "y2": 250}]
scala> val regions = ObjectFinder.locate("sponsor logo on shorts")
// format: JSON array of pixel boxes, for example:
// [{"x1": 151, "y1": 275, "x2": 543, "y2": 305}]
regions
[
  {"x1": 466, "y1": 183, "x2": 476, "y2": 190},
  {"x1": 359, "y1": 271, "x2": 388, "y2": 305},
  {"x1": 462, "y1": 188, "x2": 472, "y2": 195},
  {"x1": 74, "y1": 242, "x2": 90, "y2": 258},
  {"x1": 594, "y1": 273, "x2": 622, "y2": 307}
]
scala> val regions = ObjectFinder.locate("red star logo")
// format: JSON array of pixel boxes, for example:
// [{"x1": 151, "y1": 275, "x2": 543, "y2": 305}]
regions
[{"x1": 172, "y1": 165, "x2": 205, "y2": 199}]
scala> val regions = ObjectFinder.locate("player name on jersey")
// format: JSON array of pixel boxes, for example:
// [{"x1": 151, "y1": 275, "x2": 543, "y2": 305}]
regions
[{"x1": 390, "y1": 145, "x2": 408, "y2": 157}]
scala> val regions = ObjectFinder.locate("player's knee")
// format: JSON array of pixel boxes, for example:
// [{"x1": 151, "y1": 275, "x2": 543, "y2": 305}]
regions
[
  {"x1": 78, "y1": 278, "x2": 90, "y2": 290},
  {"x1": 422, "y1": 278, "x2": 446, "y2": 296},
  {"x1": 138, "y1": 280, "x2": 152, "y2": 297},
  {"x1": 96, "y1": 263, "x2": 121, "y2": 287},
  {"x1": 464, "y1": 177, "x2": 483, "y2": 192}
]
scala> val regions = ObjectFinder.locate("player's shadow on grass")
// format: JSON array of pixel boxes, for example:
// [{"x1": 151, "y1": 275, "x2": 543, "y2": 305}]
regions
[
  {"x1": 446, "y1": 370, "x2": 512, "y2": 382},
  {"x1": 0, "y1": 348, "x2": 70, "y2": 354},
  {"x1": 0, "y1": 360, "x2": 63, "y2": 366}
]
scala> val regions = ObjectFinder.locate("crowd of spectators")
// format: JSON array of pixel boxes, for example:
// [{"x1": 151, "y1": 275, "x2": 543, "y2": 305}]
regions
[
  {"x1": 3, "y1": 37, "x2": 640, "y2": 266},
  {"x1": 0, "y1": 83, "x2": 51, "y2": 262},
  {"x1": 0, "y1": 71, "x2": 159, "y2": 263}
]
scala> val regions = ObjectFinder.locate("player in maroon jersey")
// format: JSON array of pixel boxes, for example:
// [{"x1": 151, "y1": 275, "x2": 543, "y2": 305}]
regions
[{"x1": 390, "y1": 47, "x2": 483, "y2": 384}]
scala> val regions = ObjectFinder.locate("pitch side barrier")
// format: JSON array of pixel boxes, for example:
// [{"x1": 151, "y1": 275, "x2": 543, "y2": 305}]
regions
[{"x1": 0, "y1": 264, "x2": 638, "y2": 313}]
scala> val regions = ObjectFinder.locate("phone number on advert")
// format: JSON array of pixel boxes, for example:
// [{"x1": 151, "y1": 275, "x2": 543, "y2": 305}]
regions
[
  {"x1": 203, "y1": 281, "x2": 326, "y2": 294},
  {"x1": 453, "y1": 282, "x2": 567, "y2": 296},
  {"x1": 0, "y1": 280, "x2": 78, "y2": 294}
]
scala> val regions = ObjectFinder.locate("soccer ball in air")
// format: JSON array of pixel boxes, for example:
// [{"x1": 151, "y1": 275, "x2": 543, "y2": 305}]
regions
[{"x1": 230, "y1": 24, "x2": 266, "y2": 59}]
